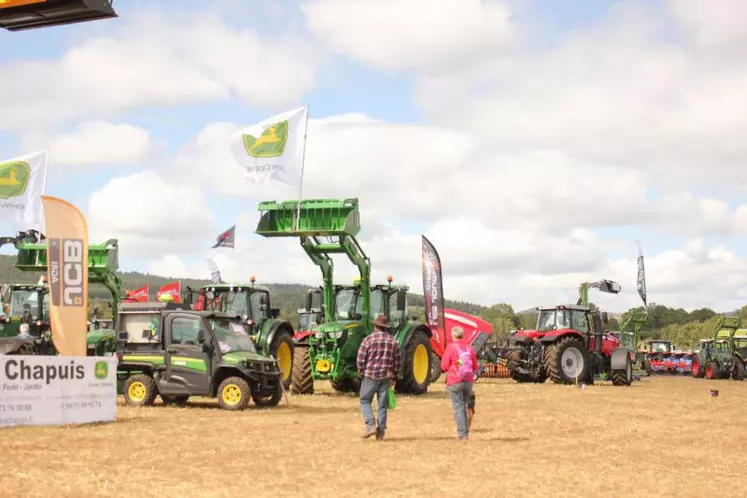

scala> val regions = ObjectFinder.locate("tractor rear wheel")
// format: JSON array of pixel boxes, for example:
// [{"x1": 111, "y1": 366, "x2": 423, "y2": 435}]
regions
[
  {"x1": 269, "y1": 332, "x2": 294, "y2": 390},
  {"x1": 705, "y1": 361, "x2": 720, "y2": 380},
  {"x1": 692, "y1": 356, "x2": 705, "y2": 378},
  {"x1": 123, "y1": 374, "x2": 158, "y2": 407},
  {"x1": 217, "y1": 376, "x2": 251, "y2": 410},
  {"x1": 429, "y1": 353, "x2": 442, "y2": 383},
  {"x1": 395, "y1": 330, "x2": 432, "y2": 394},
  {"x1": 611, "y1": 355, "x2": 633, "y2": 386},
  {"x1": 732, "y1": 358, "x2": 745, "y2": 381},
  {"x1": 544, "y1": 336, "x2": 590, "y2": 384},
  {"x1": 290, "y1": 346, "x2": 314, "y2": 395}
]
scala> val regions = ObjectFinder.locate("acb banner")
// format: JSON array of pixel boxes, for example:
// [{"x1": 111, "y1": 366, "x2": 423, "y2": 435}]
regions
[{"x1": 41, "y1": 195, "x2": 88, "y2": 357}]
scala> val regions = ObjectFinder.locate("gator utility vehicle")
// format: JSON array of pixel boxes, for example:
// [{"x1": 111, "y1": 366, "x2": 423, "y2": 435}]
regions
[
  {"x1": 116, "y1": 302, "x2": 283, "y2": 410},
  {"x1": 0, "y1": 229, "x2": 122, "y2": 356},
  {"x1": 0, "y1": 0, "x2": 118, "y2": 32},
  {"x1": 504, "y1": 280, "x2": 635, "y2": 386},
  {"x1": 691, "y1": 317, "x2": 745, "y2": 380},
  {"x1": 256, "y1": 198, "x2": 433, "y2": 396},
  {"x1": 188, "y1": 278, "x2": 295, "y2": 390}
]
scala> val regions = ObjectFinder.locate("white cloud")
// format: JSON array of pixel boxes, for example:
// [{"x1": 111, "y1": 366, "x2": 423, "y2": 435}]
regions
[
  {"x1": 301, "y1": 0, "x2": 514, "y2": 71},
  {"x1": 87, "y1": 170, "x2": 216, "y2": 258},
  {"x1": 21, "y1": 122, "x2": 153, "y2": 167},
  {"x1": 0, "y1": 8, "x2": 319, "y2": 132}
]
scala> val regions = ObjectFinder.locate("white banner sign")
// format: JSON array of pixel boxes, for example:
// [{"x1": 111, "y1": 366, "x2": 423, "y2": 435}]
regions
[{"x1": 0, "y1": 355, "x2": 117, "y2": 428}]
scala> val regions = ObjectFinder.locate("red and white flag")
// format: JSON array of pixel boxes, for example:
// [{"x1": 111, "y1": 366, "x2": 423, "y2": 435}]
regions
[{"x1": 157, "y1": 282, "x2": 181, "y2": 303}]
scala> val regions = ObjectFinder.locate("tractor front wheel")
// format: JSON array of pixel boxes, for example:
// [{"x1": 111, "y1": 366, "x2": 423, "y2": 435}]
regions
[
  {"x1": 732, "y1": 358, "x2": 745, "y2": 381},
  {"x1": 705, "y1": 361, "x2": 720, "y2": 380},
  {"x1": 611, "y1": 355, "x2": 633, "y2": 386},
  {"x1": 290, "y1": 346, "x2": 314, "y2": 395},
  {"x1": 123, "y1": 374, "x2": 158, "y2": 407},
  {"x1": 218, "y1": 377, "x2": 251, "y2": 410},
  {"x1": 395, "y1": 330, "x2": 432, "y2": 394},
  {"x1": 544, "y1": 336, "x2": 590, "y2": 384},
  {"x1": 269, "y1": 332, "x2": 294, "y2": 391},
  {"x1": 331, "y1": 377, "x2": 361, "y2": 394}
]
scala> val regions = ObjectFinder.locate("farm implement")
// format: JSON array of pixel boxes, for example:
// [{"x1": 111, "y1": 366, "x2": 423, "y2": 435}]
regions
[
  {"x1": 0, "y1": 229, "x2": 122, "y2": 356},
  {"x1": 691, "y1": 316, "x2": 746, "y2": 380},
  {"x1": 183, "y1": 278, "x2": 296, "y2": 390},
  {"x1": 641, "y1": 340, "x2": 695, "y2": 375},
  {"x1": 255, "y1": 198, "x2": 433, "y2": 395}
]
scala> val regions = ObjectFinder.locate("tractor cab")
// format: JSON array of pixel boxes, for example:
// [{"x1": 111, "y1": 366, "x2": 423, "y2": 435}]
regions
[
  {"x1": 647, "y1": 340, "x2": 675, "y2": 354},
  {"x1": 201, "y1": 279, "x2": 280, "y2": 334},
  {"x1": 0, "y1": 284, "x2": 49, "y2": 338}
]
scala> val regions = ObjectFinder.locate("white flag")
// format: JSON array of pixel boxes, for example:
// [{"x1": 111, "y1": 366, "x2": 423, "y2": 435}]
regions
[
  {"x1": 230, "y1": 105, "x2": 308, "y2": 188},
  {"x1": 0, "y1": 149, "x2": 48, "y2": 228},
  {"x1": 206, "y1": 257, "x2": 222, "y2": 284}
]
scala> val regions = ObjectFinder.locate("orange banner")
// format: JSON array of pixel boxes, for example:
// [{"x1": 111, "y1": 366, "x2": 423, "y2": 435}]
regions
[
  {"x1": 0, "y1": 0, "x2": 47, "y2": 9},
  {"x1": 42, "y1": 195, "x2": 88, "y2": 357}
]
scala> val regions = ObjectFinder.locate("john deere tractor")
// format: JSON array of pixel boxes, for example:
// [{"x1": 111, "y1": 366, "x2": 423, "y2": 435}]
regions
[
  {"x1": 255, "y1": 198, "x2": 433, "y2": 396},
  {"x1": 0, "y1": 229, "x2": 122, "y2": 356},
  {"x1": 189, "y1": 278, "x2": 296, "y2": 390},
  {"x1": 691, "y1": 316, "x2": 745, "y2": 380}
]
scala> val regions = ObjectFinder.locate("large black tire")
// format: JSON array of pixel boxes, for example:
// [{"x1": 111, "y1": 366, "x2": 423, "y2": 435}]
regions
[
  {"x1": 268, "y1": 331, "x2": 294, "y2": 390},
  {"x1": 429, "y1": 353, "x2": 442, "y2": 383},
  {"x1": 331, "y1": 377, "x2": 361, "y2": 394},
  {"x1": 543, "y1": 336, "x2": 590, "y2": 384},
  {"x1": 253, "y1": 382, "x2": 283, "y2": 408},
  {"x1": 395, "y1": 330, "x2": 432, "y2": 394},
  {"x1": 507, "y1": 349, "x2": 546, "y2": 383},
  {"x1": 732, "y1": 358, "x2": 745, "y2": 381},
  {"x1": 692, "y1": 356, "x2": 705, "y2": 378},
  {"x1": 290, "y1": 346, "x2": 314, "y2": 395},
  {"x1": 123, "y1": 374, "x2": 158, "y2": 407},
  {"x1": 217, "y1": 376, "x2": 251, "y2": 410},
  {"x1": 705, "y1": 361, "x2": 720, "y2": 380},
  {"x1": 611, "y1": 354, "x2": 633, "y2": 386},
  {"x1": 161, "y1": 394, "x2": 189, "y2": 406}
]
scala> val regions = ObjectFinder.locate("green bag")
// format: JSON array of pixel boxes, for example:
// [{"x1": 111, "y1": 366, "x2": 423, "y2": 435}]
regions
[{"x1": 387, "y1": 386, "x2": 397, "y2": 409}]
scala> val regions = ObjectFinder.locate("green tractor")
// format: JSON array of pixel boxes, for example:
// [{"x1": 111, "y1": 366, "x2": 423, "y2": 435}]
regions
[
  {"x1": 0, "y1": 229, "x2": 122, "y2": 356},
  {"x1": 256, "y1": 198, "x2": 433, "y2": 396},
  {"x1": 614, "y1": 309, "x2": 650, "y2": 376},
  {"x1": 191, "y1": 278, "x2": 296, "y2": 391},
  {"x1": 692, "y1": 316, "x2": 746, "y2": 380}
]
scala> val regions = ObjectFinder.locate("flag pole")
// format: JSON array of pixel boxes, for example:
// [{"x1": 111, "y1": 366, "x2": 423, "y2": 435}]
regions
[
  {"x1": 36, "y1": 148, "x2": 50, "y2": 241},
  {"x1": 294, "y1": 105, "x2": 309, "y2": 232}
]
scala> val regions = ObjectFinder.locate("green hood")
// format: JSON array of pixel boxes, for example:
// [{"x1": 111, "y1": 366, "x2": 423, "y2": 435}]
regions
[
  {"x1": 222, "y1": 350, "x2": 271, "y2": 365},
  {"x1": 317, "y1": 320, "x2": 360, "y2": 333},
  {"x1": 87, "y1": 329, "x2": 115, "y2": 345}
]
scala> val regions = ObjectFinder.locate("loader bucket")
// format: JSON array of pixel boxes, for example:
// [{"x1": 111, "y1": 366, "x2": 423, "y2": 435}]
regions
[
  {"x1": 0, "y1": 0, "x2": 117, "y2": 32},
  {"x1": 256, "y1": 198, "x2": 361, "y2": 238},
  {"x1": 15, "y1": 239, "x2": 119, "y2": 272}
]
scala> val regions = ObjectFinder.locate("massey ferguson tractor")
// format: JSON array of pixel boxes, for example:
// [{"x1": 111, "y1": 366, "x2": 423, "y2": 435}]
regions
[{"x1": 504, "y1": 280, "x2": 636, "y2": 386}]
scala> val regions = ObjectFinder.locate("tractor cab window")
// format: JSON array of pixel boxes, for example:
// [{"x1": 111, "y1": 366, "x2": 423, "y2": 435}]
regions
[
  {"x1": 8, "y1": 289, "x2": 38, "y2": 317},
  {"x1": 650, "y1": 342, "x2": 670, "y2": 353},
  {"x1": 220, "y1": 289, "x2": 248, "y2": 318},
  {"x1": 209, "y1": 318, "x2": 256, "y2": 353},
  {"x1": 537, "y1": 309, "x2": 573, "y2": 332},
  {"x1": 250, "y1": 291, "x2": 269, "y2": 322},
  {"x1": 388, "y1": 290, "x2": 404, "y2": 329},
  {"x1": 42, "y1": 292, "x2": 49, "y2": 318},
  {"x1": 370, "y1": 289, "x2": 386, "y2": 317},
  {"x1": 571, "y1": 310, "x2": 589, "y2": 333},
  {"x1": 335, "y1": 288, "x2": 359, "y2": 320}
]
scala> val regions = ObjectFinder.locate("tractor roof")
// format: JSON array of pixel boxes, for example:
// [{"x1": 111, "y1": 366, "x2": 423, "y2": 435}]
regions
[
  {"x1": 119, "y1": 302, "x2": 192, "y2": 313},
  {"x1": 536, "y1": 304, "x2": 590, "y2": 312},
  {"x1": 202, "y1": 283, "x2": 271, "y2": 293},
  {"x1": 6, "y1": 283, "x2": 45, "y2": 291}
]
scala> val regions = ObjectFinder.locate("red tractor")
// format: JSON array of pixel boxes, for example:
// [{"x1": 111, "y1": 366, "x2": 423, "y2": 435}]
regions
[{"x1": 503, "y1": 303, "x2": 634, "y2": 386}]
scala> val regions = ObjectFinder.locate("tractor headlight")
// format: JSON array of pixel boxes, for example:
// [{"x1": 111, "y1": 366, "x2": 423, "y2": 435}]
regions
[
  {"x1": 327, "y1": 331, "x2": 343, "y2": 339},
  {"x1": 315, "y1": 331, "x2": 323, "y2": 339}
]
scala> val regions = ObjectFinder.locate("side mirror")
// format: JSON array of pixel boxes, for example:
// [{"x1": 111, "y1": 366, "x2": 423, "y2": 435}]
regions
[
  {"x1": 305, "y1": 291, "x2": 314, "y2": 311},
  {"x1": 197, "y1": 330, "x2": 206, "y2": 344},
  {"x1": 396, "y1": 289, "x2": 407, "y2": 311},
  {"x1": 601, "y1": 312, "x2": 609, "y2": 323},
  {"x1": 271, "y1": 308, "x2": 280, "y2": 318}
]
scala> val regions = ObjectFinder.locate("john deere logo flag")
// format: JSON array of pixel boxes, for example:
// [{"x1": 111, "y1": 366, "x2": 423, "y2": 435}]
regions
[
  {"x1": 94, "y1": 360, "x2": 108, "y2": 380},
  {"x1": 0, "y1": 150, "x2": 48, "y2": 228},
  {"x1": 230, "y1": 105, "x2": 308, "y2": 188},
  {"x1": 42, "y1": 195, "x2": 88, "y2": 357},
  {"x1": 212, "y1": 225, "x2": 235, "y2": 249}
]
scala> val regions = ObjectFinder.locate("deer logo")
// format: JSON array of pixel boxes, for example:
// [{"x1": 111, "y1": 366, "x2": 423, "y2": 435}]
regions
[
  {"x1": 242, "y1": 120, "x2": 289, "y2": 158},
  {"x1": 0, "y1": 160, "x2": 30, "y2": 200}
]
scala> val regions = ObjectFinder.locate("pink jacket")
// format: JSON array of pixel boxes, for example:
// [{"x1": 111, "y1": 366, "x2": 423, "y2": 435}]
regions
[{"x1": 440, "y1": 339, "x2": 478, "y2": 386}]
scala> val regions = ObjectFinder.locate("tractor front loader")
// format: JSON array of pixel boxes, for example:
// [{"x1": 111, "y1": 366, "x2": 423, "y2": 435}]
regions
[{"x1": 255, "y1": 198, "x2": 433, "y2": 396}]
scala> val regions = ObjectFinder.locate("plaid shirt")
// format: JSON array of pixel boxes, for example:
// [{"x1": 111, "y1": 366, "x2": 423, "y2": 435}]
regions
[{"x1": 356, "y1": 331, "x2": 402, "y2": 381}]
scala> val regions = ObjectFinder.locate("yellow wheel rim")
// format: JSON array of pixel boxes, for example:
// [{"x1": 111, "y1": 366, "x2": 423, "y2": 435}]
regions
[
  {"x1": 413, "y1": 344, "x2": 429, "y2": 384},
  {"x1": 276, "y1": 341, "x2": 292, "y2": 381},
  {"x1": 222, "y1": 384, "x2": 242, "y2": 406},
  {"x1": 128, "y1": 381, "x2": 146, "y2": 402}
]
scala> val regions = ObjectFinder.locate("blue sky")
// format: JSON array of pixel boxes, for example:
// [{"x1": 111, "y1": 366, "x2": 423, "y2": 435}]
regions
[{"x1": 0, "y1": 0, "x2": 745, "y2": 311}]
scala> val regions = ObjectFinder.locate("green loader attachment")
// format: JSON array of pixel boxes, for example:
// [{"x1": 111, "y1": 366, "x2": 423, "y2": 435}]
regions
[{"x1": 256, "y1": 198, "x2": 433, "y2": 395}]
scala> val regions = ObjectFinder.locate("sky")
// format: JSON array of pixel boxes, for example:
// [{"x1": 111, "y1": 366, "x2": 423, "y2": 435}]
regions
[{"x1": 1, "y1": 0, "x2": 747, "y2": 313}]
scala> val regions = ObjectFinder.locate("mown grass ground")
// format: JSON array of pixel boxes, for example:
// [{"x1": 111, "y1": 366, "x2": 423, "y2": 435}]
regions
[{"x1": 2, "y1": 376, "x2": 746, "y2": 497}]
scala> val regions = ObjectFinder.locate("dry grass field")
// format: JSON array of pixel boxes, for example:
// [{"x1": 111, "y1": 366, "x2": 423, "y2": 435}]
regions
[{"x1": 3, "y1": 376, "x2": 746, "y2": 498}]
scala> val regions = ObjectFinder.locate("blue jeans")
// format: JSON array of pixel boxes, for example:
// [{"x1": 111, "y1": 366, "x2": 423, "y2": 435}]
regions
[
  {"x1": 447, "y1": 381, "x2": 473, "y2": 438},
  {"x1": 360, "y1": 377, "x2": 391, "y2": 432}
]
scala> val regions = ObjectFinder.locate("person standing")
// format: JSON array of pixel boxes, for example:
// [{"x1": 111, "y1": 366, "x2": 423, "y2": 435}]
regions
[
  {"x1": 441, "y1": 325, "x2": 478, "y2": 440},
  {"x1": 356, "y1": 315, "x2": 402, "y2": 441}
]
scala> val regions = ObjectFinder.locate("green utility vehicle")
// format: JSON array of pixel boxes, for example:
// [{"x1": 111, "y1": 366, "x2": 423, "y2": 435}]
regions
[
  {"x1": 256, "y1": 198, "x2": 433, "y2": 396},
  {"x1": 0, "y1": 229, "x2": 122, "y2": 356},
  {"x1": 692, "y1": 317, "x2": 746, "y2": 380},
  {"x1": 194, "y1": 278, "x2": 295, "y2": 390},
  {"x1": 116, "y1": 301, "x2": 283, "y2": 410}
]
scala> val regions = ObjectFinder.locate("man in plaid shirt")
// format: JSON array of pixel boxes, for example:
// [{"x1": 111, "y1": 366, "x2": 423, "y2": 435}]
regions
[{"x1": 357, "y1": 314, "x2": 402, "y2": 441}]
